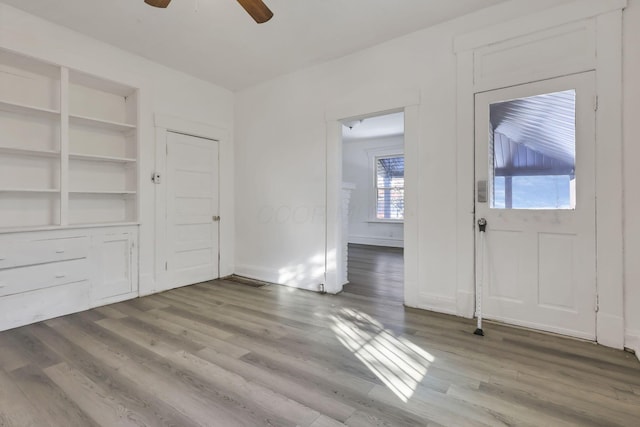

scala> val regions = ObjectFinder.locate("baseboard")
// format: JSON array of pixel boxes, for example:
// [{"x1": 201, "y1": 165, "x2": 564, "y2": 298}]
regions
[
  {"x1": 348, "y1": 235, "x2": 404, "y2": 248},
  {"x1": 90, "y1": 291, "x2": 138, "y2": 308},
  {"x1": 234, "y1": 264, "x2": 281, "y2": 284},
  {"x1": 625, "y1": 329, "x2": 640, "y2": 362},
  {"x1": 597, "y1": 311, "x2": 625, "y2": 349},
  {"x1": 234, "y1": 264, "x2": 324, "y2": 293},
  {"x1": 456, "y1": 290, "x2": 475, "y2": 318},
  {"x1": 138, "y1": 273, "x2": 156, "y2": 297},
  {"x1": 405, "y1": 292, "x2": 457, "y2": 316},
  {"x1": 485, "y1": 314, "x2": 595, "y2": 341}
]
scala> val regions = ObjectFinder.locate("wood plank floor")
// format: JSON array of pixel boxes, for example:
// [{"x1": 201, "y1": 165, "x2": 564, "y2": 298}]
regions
[
  {"x1": 1, "y1": 278, "x2": 640, "y2": 426},
  {"x1": 344, "y1": 244, "x2": 404, "y2": 303}
]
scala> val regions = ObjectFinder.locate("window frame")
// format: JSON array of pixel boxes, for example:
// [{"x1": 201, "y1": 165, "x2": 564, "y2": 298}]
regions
[{"x1": 371, "y1": 153, "x2": 405, "y2": 223}]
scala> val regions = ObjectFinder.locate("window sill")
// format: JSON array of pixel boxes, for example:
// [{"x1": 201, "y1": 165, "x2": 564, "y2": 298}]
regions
[{"x1": 366, "y1": 219, "x2": 404, "y2": 224}]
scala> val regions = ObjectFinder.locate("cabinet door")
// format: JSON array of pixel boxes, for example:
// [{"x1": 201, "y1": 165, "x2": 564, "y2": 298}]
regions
[{"x1": 92, "y1": 232, "x2": 134, "y2": 301}]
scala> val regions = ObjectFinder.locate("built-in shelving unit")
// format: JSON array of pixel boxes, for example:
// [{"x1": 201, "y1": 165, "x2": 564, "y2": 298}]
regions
[{"x1": 0, "y1": 49, "x2": 139, "y2": 230}]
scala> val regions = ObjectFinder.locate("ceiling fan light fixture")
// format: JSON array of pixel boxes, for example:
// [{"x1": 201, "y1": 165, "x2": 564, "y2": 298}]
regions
[
  {"x1": 144, "y1": 0, "x2": 172, "y2": 8},
  {"x1": 236, "y1": 0, "x2": 274, "y2": 24},
  {"x1": 143, "y1": 0, "x2": 274, "y2": 24}
]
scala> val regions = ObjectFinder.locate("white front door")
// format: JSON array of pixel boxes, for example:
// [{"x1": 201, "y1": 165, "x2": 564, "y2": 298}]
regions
[
  {"x1": 474, "y1": 73, "x2": 597, "y2": 340},
  {"x1": 165, "y1": 131, "x2": 219, "y2": 289}
]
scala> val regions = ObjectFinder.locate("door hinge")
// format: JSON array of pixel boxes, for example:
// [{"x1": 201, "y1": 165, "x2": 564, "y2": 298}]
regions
[
  {"x1": 165, "y1": 261, "x2": 168, "y2": 271},
  {"x1": 595, "y1": 293, "x2": 599, "y2": 313},
  {"x1": 593, "y1": 95, "x2": 599, "y2": 112}
]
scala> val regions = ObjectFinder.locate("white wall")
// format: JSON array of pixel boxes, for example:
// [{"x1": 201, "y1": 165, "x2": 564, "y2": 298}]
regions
[
  {"x1": 235, "y1": 0, "x2": 640, "y2": 353},
  {"x1": 343, "y1": 135, "x2": 404, "y2": 248},
  {"x1": 623, "y1": 0, "x2": 640, "y2": 355},
  {"x1": 234, "y1": 0, "x2": 572, "y2": 291},
  {"x1": 0, "y1": 4, "x2": 235, "y2": 292}
]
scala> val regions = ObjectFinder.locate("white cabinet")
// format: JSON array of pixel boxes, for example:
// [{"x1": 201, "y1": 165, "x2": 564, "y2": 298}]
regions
[
  {"x1": 90, "y1": 229, "x2": 138, "y2": 304},
  {"x1": 0, "y1": 226, "x2": 138, "y2": 332},
  {"x1": 0, "y1": 49, "x2": 139, "y2": 231},
  {"x1": 0, "y1": 49, "x2": 140, "y2": 331}
]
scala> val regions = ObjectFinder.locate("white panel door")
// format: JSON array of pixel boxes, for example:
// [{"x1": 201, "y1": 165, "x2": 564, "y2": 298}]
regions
[
  {"x1": 166, "y1": 132, "x2": 219, "y2": 289},
  {"x1": 475, "y1": 73, "x2": 597, "y2": 340}
]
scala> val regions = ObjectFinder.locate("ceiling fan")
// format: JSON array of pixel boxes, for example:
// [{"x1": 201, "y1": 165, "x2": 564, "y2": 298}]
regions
[{"x1": 144, "y1": 0, "x2": 273, "y2": 24}]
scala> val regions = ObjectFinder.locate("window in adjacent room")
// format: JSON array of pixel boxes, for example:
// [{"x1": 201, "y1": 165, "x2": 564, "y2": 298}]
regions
[{"x1": 375, "y1": 155, "x2": 404, "y2": 220}]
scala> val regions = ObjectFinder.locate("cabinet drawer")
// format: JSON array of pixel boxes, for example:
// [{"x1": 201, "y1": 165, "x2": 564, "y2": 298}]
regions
[
  {"x1": 0, "y1": 258, "x2": 89, "y2": 297},
  {"x1": 0, "y1": 280, "x2": 91, "y2": 332},
  {"x1": 0, "y1": 236, "x2": 89, "y2": 269}
]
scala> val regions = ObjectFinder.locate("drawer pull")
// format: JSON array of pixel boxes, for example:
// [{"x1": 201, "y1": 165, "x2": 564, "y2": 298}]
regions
[
  {"x1": 55, "y1": 274, "x2": 66, "y2": 279},
  {"x1": 55, "y1": 250, "x2": 65, "y2": 254}
]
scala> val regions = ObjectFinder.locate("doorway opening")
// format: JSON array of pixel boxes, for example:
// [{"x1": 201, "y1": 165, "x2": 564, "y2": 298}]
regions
[{"x1": 341, "y1": 112, "x2": 405, "y2": 303}]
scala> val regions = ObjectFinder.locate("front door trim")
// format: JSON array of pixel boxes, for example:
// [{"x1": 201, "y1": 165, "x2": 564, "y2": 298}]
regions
[{"x1": 455, "y1": 7, "x2": 624, "y2": 348}]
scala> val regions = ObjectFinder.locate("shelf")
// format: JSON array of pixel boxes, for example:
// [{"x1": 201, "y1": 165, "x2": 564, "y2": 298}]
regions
[
  {"x1": 0, "y1": 100, "x2": 60, "y2": 119},
  {"x1": 0, "y1": 188, "x2": 59, "y2": 193},
  {"x1": 0, "y1": 146, "x2": 60, "y2": 158},
  {"x1": 69, "y1": 153, "x2": 136, "y2": 163},
  {"x1": 69, "y1": 114, "x2": 136, "y2": 132},
  {"x1": 69, "y1": 190, "x2": 136, "y2": 195},
  {"x1": 67, "y1": 221, "x2": 139, "y2": 228},
  {"x1": 0, "y1": 222, "x2": 139, "y2": 234}
]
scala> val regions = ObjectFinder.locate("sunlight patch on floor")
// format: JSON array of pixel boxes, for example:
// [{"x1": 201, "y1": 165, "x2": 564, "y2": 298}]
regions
[{"x1": 330, "y1": 308, "x2": 434, "y2": 402}]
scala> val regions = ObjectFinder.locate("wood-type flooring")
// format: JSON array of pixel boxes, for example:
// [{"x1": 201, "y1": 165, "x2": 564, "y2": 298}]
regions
[{"x1": 1, "y1": 250, "x2": 639, "y2": 426}]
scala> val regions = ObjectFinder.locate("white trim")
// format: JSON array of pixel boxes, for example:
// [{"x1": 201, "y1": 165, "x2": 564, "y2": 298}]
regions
[
  {"x1": 60, "y1": 67, "x2": 69, "y2": 226},
  {"x1": 325, "y1": 89, "x2": 420, "y2": 122},
  {"x1": 403, "y1": 105, "x2": 420, "y2": 306},
  {"x1": 455, "y1": 6, "x2": 625, "y2": 348},
  {"x1": 406, "y1": 293, "x2": 458, "y2": 316},
  {"x1": 348, "y1": 236, "x2": 404, "y2": 248},
  {"x1": 594, "y1": 10, "x2": 625, "y2": 349},
  {"x1": 151, "y1": 113, "x2": 229, "y2": 296},
  {"x1": 234, "y1": 264, "x2": 323, "y2": 293},
  {"x1": 625, "y1": 329, "x2": 640, "y2": 362},
  {"x1": 138, "y1": 273, "x2": 156, "y2": 297},
  {"x1": 325, "y1": 93, "x2": 420, "y2": 296},
  {"x1": 454, "y1": 0, "x2": 627, "y2": 53},
  {"x1": 483, "y1": 314, "x2": 596, "y2": 341},
  {"x1": 154, "y1": 114, "x2": 228, "y2": 141},
  {"x1": 89, "y1": 291, "x2": 138, "y2": 308},
  {"x1": 456, "y1": 50, "x2": 476, "y2": 319}
]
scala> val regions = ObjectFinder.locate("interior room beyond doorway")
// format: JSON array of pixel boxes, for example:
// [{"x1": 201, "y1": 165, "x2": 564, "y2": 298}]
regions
[{"x1": 341, "y1": 112, "x2": 405, "y2": 302}]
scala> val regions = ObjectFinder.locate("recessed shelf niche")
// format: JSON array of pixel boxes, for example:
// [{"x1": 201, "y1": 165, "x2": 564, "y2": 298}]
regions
[{"x1": 0, "y1": 49, "x2": 138, "y2": 231}]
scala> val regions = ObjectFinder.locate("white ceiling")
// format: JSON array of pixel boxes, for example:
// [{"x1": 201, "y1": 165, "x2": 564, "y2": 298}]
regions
[
  {"x1": 2, "y1": 0, "x2": 510, "y2": 90},
  {"x1": 342, "y1": 112, "x2": 404, "y2": 141}
]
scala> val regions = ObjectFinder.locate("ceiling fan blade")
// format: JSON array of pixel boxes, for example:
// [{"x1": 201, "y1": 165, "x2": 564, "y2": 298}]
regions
[
  {"x1": 144, "y1": 0, "x2": 172, "y2": 8},
  {"x1": 236, "y1": 0, "x2": 274, "y2": 24}
]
